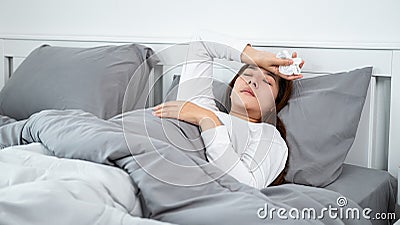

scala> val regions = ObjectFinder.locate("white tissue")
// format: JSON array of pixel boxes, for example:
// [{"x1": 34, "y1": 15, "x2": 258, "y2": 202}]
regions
[{"x1": 276, "y1": 50, "x2": 302, "y2": 75}]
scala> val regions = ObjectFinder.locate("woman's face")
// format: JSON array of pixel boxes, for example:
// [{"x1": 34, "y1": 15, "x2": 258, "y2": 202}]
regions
[{"x1": 230, "y1": 66, "x2": 279, "y2": 121}]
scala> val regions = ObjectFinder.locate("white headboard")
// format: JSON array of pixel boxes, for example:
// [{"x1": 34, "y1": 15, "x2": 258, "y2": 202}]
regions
[{"x1": 0, "y1": 35, "x2": 399, "y2": 177}]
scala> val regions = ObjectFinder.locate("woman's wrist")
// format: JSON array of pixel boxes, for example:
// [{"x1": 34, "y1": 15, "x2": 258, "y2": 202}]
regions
[
  {"x1": 240, "y1": 44, "x2": 260, "y2": 65},
  {"x1": 198, "y1": 112, "x2": 222, "y2": 132}
]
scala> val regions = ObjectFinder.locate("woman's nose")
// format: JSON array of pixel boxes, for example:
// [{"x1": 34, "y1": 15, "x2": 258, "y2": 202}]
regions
[{"x1": 248, "y1": 78, "x2": 258, "y2": 88}]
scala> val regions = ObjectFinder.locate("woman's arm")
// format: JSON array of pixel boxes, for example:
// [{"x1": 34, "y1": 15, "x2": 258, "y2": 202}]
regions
[
  {"x1": 176, "y1": 31, "x2": 297, "y2": 111},
  {"x1": 176, "y1": 31, "x2": 250, "y2": 112},
  {"x1": 152, "y1": 101, "x2": 287, "y2": 188},
  {"x1": 152, "y1": 101, "x2": 268, "y2": 187},
  {"x1": 152, "y1": 100, "x2": 221, "y2": 132}
]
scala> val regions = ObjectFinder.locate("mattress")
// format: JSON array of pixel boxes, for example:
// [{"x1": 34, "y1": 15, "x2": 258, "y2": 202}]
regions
[{"x1": 325, "y1": 163, "x2": 398, "y2": 225}]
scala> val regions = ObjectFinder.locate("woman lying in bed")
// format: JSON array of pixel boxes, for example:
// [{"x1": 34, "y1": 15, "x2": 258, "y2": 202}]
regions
[{"x1": 152, "y1": 32, "x2": 304, "y2": 189}]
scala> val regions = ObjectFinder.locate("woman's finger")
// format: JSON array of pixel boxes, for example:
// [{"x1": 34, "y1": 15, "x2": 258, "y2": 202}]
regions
[
  {"x1": 153, "y1": 107, "x2": 167, "y2": 114},
  {"x1": 287, "y1": 74, "x2": 303, "y2": 80},
  {"x1": 268, "y1": 66, "x2": 293, "y2": 79},
  {"x1": 152, "y1": 108, "x2": 161, "y2": 115},
  {"x1": 160, "y1": 110, "x2": 170, "y2": 117},
  {"x1": 268, "y1": 61, "x2": 304, "y2": 80},
  {"x1": 153, "y1": 109, "x2": 169, "y2": 118},
  {"x1": 153, "y1": 103, "x2": 165, "y2": 110},
  {"x1": 292, "y1": 52, "x2": 297, "y2": 58},
  {"x1": 299, "y1": 60, "x2": 305, "y2": 69},
  {"x1": 153, "y1": 107, "x2": 180, "y2": 119},
  {"x1": 268, "y1": 66, "x2": 280, "y2": 76},
  {"x1": 153, "y1": 102, "x2": 174, "y2": 110},
  {"x1": 269, "y1": 57, "x2": 293, "y2": 67},
  {"x1": 275, "y1": 71, "x2": 303, "y2": 80}
]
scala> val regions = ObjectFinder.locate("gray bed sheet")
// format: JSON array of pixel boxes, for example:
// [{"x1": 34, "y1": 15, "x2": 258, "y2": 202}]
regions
[{"x1": 325, "y1": 163, "x2": 398, "y2": 225}]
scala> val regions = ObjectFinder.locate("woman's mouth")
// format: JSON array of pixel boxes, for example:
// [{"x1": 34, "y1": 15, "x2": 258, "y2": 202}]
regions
[{"x1": 240, "y1": 88, "x2": 255, "y2": 97}]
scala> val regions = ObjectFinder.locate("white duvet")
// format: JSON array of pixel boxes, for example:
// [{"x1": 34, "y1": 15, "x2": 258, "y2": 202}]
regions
[{"x1": 0, "y1": 143, "x2": 173, "y2": 225}]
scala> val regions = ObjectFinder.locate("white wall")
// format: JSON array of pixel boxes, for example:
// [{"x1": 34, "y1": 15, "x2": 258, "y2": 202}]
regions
[{"x1": 1, "y1": 0, "x2": 400, "y2": 43}]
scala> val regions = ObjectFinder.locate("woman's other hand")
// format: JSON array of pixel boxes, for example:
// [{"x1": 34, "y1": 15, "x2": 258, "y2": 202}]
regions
[
  {"x1": 152, "y1": 101, "x2": 222, "y2": 132},
  {"x1": 241, "y1": 45, "x2": 304, "y2": 80}
]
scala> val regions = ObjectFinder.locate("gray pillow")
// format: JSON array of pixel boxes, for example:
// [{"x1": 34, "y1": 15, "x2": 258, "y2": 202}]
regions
[
  {"x1": 0, "y1": 44, "x2": 159, "y2": 120},
  {"x1": 165, "y1": 67, "x2": 372, "y2": 187},
  {"x1": 279, "y1": 67, "x2": 372, "y2": 187}
]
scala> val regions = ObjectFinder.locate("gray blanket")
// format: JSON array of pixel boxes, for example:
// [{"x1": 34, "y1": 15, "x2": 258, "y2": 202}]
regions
[{"x1": 0, "y1": 109, "x2": 372, "y2": 225}]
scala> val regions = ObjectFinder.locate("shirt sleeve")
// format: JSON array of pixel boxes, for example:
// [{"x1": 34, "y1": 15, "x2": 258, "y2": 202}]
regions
[
  {"x1": 201, "y1": 125, "x2": 258, "y2": 187},
  {"x1": 201, "y1": 124, "x2": 288, "y2": 189},
  {"x1": 176, "y1": 31, "x2": 249, "y2": 112}
]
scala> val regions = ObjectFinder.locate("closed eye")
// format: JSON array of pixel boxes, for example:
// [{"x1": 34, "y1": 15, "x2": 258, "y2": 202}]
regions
[{"x1": 263, "y1": 79, "x2": 272, "y2": 86}]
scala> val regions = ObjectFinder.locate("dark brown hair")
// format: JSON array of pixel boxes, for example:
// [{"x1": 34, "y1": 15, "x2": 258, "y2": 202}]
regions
[{"x1": 225, "y1": 64, "x2": 293, "y2": 186}]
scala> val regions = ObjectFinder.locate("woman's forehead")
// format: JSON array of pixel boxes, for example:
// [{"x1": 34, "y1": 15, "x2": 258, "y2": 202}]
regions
[{"x1": 244, "y1": 66, "x2": 278, "y2": 81}]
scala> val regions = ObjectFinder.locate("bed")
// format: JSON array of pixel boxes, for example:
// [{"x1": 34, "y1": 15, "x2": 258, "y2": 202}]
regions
[
  {"x1": 0, "y1": 36, "x2": 398, "y2": 225},
  {"x1": 325, "y1": 163, "x2": 397, "y2": 223}
]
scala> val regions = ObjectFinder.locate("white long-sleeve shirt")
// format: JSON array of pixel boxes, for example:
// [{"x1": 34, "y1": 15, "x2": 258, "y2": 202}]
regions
[{"x1": 176, "y1": 31, "x2": 288, "y2": 189}]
